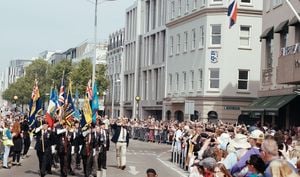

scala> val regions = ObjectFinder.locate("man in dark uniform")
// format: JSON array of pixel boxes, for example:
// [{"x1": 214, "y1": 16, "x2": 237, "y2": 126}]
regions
[
  {"x1": 81, "y1": 125, "x2": 95, "y2": 177},
  {"x1": 97, "y1": 122, "x2": 107, "y2": 171},
  {"x1": 20, "y1": 115, "x2": 31, "y2": 158},
  {"x1": 72, "y1": 121, "x2": 83, "y2": 170},
  {"x1": 35, "y1": 121, "x2": 54, "y2": 177}
]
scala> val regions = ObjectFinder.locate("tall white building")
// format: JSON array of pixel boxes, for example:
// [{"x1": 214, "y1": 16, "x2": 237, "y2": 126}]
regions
[
  {"x1": 8, "y1": 59, "x2": 33, "y2": 85},
  {"x1": 164, "y1": 0, "x2": 263, "y2": 122},
  {"x1": 73, "y1": 41, "x2": 108, "y2": 64}
]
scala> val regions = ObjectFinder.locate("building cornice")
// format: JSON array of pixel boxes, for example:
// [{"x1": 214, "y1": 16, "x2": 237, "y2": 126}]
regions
[
  {"x1": 166, "y1": 8, "x2": 263, "y2": 28},
  {"x1": 164, "y1": 95, "x2": 257, "y2": 103}
]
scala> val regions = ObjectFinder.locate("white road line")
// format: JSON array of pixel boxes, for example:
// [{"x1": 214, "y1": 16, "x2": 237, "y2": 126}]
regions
[{"x1": 156, "y1": 158, "x2": 188, "y2": 177}]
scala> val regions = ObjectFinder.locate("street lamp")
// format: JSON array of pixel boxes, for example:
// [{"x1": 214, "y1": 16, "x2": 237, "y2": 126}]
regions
[
  {"x1": 13, "y1": 95, "x2": 18, "y2": 112},
  {"x1": 135, "y1": 96, "x2": 141, "y2": 120},
  {"x1": 111, "y1": 79, "x2": 120, "y2": 119},
  {"x1": 91, "y1": 0, "x2": 117, "y2": 88}
]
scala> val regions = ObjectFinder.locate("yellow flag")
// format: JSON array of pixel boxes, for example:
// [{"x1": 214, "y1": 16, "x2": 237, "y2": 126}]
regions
[{"x1": 83, "y1": 96, "x2": 92, "y2": 124}]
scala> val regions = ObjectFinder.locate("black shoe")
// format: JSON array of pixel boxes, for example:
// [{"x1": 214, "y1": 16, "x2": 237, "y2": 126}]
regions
[
  {"x1": 69, "y1": 171, "x2": 75, "y2": 175},
  {"x1": 2, "y1": 166, "x2": 10, "y2": 169},
  {"x1": 121, "y1": 166, "x2": 126, "y2": 170},
  {"x1": 47, "y1": 171, "x2": 53, "y2": 174}
]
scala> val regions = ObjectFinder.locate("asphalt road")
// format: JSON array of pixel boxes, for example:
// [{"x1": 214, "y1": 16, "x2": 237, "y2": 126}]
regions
[{"x1": 0, "y1": 140, "x2": 189, "y2": 177}]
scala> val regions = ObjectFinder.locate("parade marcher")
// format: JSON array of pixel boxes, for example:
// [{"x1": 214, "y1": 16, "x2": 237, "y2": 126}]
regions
[
  {"x1": 21, "y1": 116, "x2": 31, "y2": 158},
  {"x1": 72, "y1": 121, "x2": 83, "y2": 170},
  {"x1": 111, "y1": 117, "x2": 129, "y2": 170},
  {"x1": 11, "y1": 117, "x2": 23, "y2": 166},
  {"x1": 2, "y1": 121, "x2": 13, "y2": 169},
  {"x1": 81, "y1": 125, "x2": 95, "y2": 177},
  {"x1": 35, "y1": 121, "x2": 54, "y2": 177},
  {"x1": 97, "y1": 122, "x2": 107, "y2": 171}
]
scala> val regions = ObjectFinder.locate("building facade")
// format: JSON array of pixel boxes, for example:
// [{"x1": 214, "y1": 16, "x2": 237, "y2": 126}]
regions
[
  {"x1": 243, "y1": 0, "x2": 300, "y2": 128},
  {"x1": 8, "y1": 59, "x2": 33, "y2": 85},
  {"x1": 122, "y1": 0, "x2": 167, "y2": 120},
  {"x1": 106, "y1": 29, "x2": 125, "y2": 118},
  {"x1": 164, "y1": 0, "x2": 263, "y2": 122}
]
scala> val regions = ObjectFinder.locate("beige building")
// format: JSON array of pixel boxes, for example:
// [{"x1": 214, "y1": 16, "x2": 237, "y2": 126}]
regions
[{"x1": 242, "y1": 0, "x2": 300, "y2": 128}]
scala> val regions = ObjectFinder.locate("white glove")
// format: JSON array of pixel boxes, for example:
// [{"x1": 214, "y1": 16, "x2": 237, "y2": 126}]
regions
[
  {"x1": 82, "y1": 130, "x2": 89, "y2": 137},
  {"x1": 35, "y1": 125, "x2": 43, "y2": 133},
  {"x1": 51, "y1": 145, "x2": 56, "y2": 154},
  {"x1": 71, "y1": 146, "x2": 75, "y2": 155},
  {"x1": 93, "y1": 148, "x2": 96, "y2": 156},
  {"x1": 79, "y1": 145, "x2": 82, "y2": 153},
  {"x1": 57, "y1": 128, "x2": 66, "y2": 135}
]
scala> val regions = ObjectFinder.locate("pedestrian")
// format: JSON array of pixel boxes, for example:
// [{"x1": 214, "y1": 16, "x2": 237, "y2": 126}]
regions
[
  {"x1": 246, "y1": 154, "x2": 266, "y2": 177},
  {"x1": 111, "y1": 117, "x2": 129, "y2": 170},
  {"x1": 97, "y1": 122, "x2": 107, "y2": 171},
  {"x1": 11, "y1": 117, "x2": 23, "y2": 166},
  {"x1": 146, "y1": 168, "x2": 158, "y2": 177},
  {"x1": 2, "y1": 121, "x2": 13, "y2": 169},
  {"x1": 21, "y1": 116, "x2": 31, "y2": 158}
]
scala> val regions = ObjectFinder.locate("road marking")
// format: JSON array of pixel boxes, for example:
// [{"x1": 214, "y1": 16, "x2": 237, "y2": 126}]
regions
[
  {"x1": 127, "y1": 166, "x2": 139, "y2": 175},
  {"x1": 156, "y1": 158, "x2": 188, "y2": 177}
]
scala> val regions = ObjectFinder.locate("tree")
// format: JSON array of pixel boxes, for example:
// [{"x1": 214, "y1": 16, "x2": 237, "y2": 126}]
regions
[
  {"x1": 96, "y1": 64, "x2": 109, "y2": 95},
  {"x1": 47, "y1": 59, "x2": 72, "y2": 89}
]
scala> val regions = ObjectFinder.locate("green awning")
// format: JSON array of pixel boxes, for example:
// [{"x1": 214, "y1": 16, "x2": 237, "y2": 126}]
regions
[
  {"x1": 260, "y1": 26, "x2": 274, "y2": 39},
  {"x1": 266, "y1": 94, "x2": 298, "y2": 111},
  {"x1": 241, "y1": 97, "x2": 269, "y2": 114}
]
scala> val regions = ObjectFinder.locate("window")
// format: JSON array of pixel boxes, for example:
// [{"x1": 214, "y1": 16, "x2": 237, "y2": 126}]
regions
[
  {"x1": 171, "y1": 1, "x2": 175, "y2": 19},
  {"x1": 185, "y1": 0, "x2": 189, "y2": 13},
  {"x1": 170, "y1": 36, "x2": 174, "y2": 55},
  {"x1": 211, "y1": 24, "x2": 221, "y2": 45},
  {"x1": 238, "y1": 70, "x2": 249, "y2": 90},
  {"x1": 266, "y1": 37, "x2": 274, "y2": 68},
  {"x1": 200, "y1": 0, "x2": 206, "y2": 7},
  {"x1": 193, "y1": 0, "x2": 197, "y2": 9},
  {"x1": 209, "y1": 68, "x2": 220, "y2": 89},
  {"x1": 168, "y1": 74, "x2": 173, "y2": 91},
  {"x1": 184, "y1": 31, "x2": 188, "y2": 52},
  {"x1": 191, "y1": 29, "x2": 196, "y2": 50},
  {"x1": 199, "y1": 26, "x2": 205, "y2": 48},
  {"x1": 198, "y1": 69, "x2": 203, "y2": 90},
  {"x1": 190, "y1": 70, "x2": 194, "y2": 90},
  {"x1": 183, "y1": 72, "x2": 187, "y2": 90},
  {"x1": 177, "y1": 34, "x2": 181, "y2": 54},
  {"x1": 241, "y1": 0, "x2": 251, "y2": 3},
  {"x1": 176, "y1": 73, "x2": 179, "y2": 91},
  {"x1": 272, "y1": 0, "x2": 282, "y2": 7},
  {"x1": 178, "y1": 0, "x2": 182, "y2": 16},
  {"x1": 212, "y1": 0, "x2": 222, "y2": 3},
  {"x1": 240, "y1": 26, "x2": 251, "y2": 48}
]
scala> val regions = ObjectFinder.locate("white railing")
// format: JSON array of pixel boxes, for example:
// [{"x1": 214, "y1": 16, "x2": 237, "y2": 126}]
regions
[{"x1": 280, "y1": 43, "x2": 300, "y2": 56}]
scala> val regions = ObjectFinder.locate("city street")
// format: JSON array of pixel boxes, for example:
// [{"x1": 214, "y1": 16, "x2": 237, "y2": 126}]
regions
[{"x1": 0, "y1": 140, "x2": 188, "y2": 177}]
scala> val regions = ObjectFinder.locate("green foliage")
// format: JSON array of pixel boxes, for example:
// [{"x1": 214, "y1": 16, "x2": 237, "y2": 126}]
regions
[{"x1": 2, "y1": 58, "x2": 109, "y2": 104}]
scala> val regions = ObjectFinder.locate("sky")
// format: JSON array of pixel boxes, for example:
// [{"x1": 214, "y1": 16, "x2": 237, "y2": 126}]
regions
[{"x1": 0, "y1": 0, "x2": 134, "y2": 71}]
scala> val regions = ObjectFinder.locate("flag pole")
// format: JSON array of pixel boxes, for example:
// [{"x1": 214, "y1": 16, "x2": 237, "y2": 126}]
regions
[{"x1": 286, "y1": 0, "x2": 300, "y2": 23}]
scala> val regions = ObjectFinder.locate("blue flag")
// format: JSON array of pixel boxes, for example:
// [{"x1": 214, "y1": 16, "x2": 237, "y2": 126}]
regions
[
  {"x1": 73, "y1": 88, "x2": 81, "y2": 121},
  {"x1": 64, "y1": 82, "x2": 75, "y2": 126},
  {"x1": 91, "y1": 83, "x2": 99, "y2": 123}
]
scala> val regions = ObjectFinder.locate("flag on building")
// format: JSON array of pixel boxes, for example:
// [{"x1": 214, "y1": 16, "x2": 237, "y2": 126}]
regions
[
  {"x1": 91, "y1": 83, "x2": 99, "y2": 123},
  {"x1": 83, "y1": 95, "x2": 92, "y2": 125},
  {"x1": 45, "y1": 87, "x2": 58, "y2": 128},
  {"x1": 28, "y1": 79, "x2": 42, "y2": 128},
  {"x1": 227, "y1": 0, "x2": 238, "y2": 28}
]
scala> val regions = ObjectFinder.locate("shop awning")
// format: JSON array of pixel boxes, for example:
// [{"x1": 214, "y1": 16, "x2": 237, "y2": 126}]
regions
[
  {"x1": 265, "y1": 94, "x2": 298, "y2": 115},
  {"x1": 289, "y1": 14, "x2": 300, "y2": 26},
  {"x1": 241, "y1": 94, "x2": 298, "y2": 116},
  {"x1": 260, "y1": 26, "x2": 274, "y2": 39},
  {"x1": 274, "y1": 20, "x2": 289, "y2": 33}
]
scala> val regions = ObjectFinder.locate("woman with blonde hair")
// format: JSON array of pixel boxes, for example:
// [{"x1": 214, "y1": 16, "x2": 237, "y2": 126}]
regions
[{"x1": 270, "y1": 159, "x2": 300, "y2": 177}]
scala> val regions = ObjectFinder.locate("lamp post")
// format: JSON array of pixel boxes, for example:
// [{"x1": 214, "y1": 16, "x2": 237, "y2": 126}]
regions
[
  {"x1": 135, "y1": 96, "x2": 141, "y2": 120},
  {"x1": 111, "y1": 79, "x2": 120, "y2": 119},
  {"x1": 91, "y1": 0, "x2": 117, "y2": 88},
  {"x1": 13, "y1": 95, "x2": 18, "y2": 112}
]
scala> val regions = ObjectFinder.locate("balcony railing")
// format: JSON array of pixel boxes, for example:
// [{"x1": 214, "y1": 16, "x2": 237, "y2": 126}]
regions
[
  {"x1": 280, "y1": 43, "x2": 300, "y2": 57},
  {"x1": 262, "y1": 67, "x2": 273, "y2": 86}
]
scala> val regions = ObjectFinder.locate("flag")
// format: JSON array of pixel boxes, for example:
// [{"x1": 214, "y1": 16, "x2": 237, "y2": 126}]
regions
[
  {"x1": 86, "y1": 79, "x2": 93, "y2": 101},
  {"x1": 57, "y1": 76, "x2": 65, "y2": 118},
  {"x1": 82, "y1": 96, "x2": 92, "y2": 125},
  {"x1": 228, "y1": 0, "x2": 238, "y2": 28},
  {"x1": 64, "y1": 81, "x2": 75, "y2": 126},
  {"x1": 28, "y1": 79, "x2": 42, "y2": 128},
  {"x1": 45, "y1": 87, "x2": 58, "y2": 128},
  {"x1": 73, "y1": 88, "x2": 81, "y2": 121},
  {"x1": 91, "y1": 83, "x2": 99, "y2": 123}
]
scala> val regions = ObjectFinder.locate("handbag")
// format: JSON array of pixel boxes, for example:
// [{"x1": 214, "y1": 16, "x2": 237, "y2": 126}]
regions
[{"x1": 3, "y1": 139, "x2": 14, "y2": 146}]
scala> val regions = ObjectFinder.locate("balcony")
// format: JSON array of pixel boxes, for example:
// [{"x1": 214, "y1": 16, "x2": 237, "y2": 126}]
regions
[
  {"x1": 277, "y1": 43, "x2": 300, "y2": 84},
  {"x1": 262, "y1": 67, "x2": 273, "y2": 86}
]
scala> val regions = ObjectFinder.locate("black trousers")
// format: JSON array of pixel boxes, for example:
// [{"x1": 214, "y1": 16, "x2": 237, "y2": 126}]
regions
[
  {"x1": 23, "y1": 137, "x2": 31, "y2": 156},
  {"x1": 13, "y1": 150, "x2": 21, "y2": 163},
  {"x1": 97, "y1": 145, "x2": 107, "y2": 170},
  {"x1": 59, "y1": 153, "x2": 67, "y2": 177},
  {"x1": 37, "y1": 149, "x2": 51, "y2": 176},
  {"x1": 82, "y1": 154, "x2": 93, "y2": 177}
]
